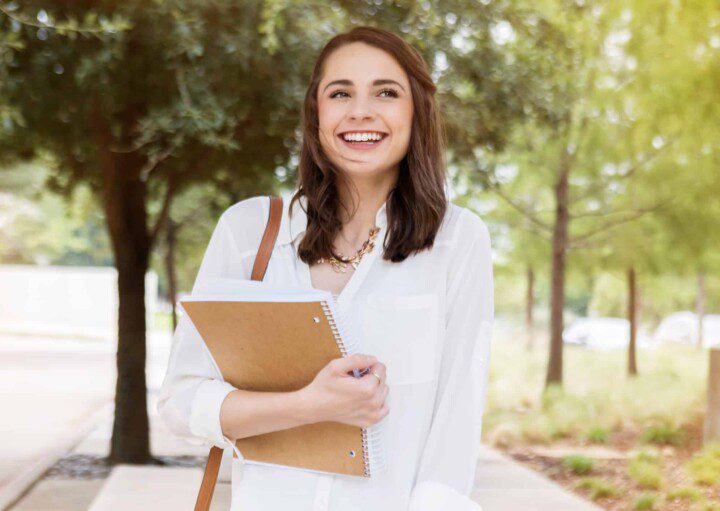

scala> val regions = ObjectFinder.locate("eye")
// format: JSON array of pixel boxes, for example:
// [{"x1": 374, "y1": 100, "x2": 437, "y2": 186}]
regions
[
  {"x1": 378, "y1": 88, "x2": 399, "y2": 98},
  {"x1": 329, "y1": 89, "x2": 400, "y2": 99}
]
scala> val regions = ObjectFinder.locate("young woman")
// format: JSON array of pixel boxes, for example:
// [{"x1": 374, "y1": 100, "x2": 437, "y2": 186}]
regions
[{"x1": 158, "y1": 26, "x2": 493, "y2": 511}]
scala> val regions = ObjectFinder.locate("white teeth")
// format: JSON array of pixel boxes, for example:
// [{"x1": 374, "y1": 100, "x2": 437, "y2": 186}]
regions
[{"x1": 342, "y1": 132, "x2": 384, "y2": 142}]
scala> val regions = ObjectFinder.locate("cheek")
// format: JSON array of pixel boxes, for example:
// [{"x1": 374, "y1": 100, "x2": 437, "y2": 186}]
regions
[
  {"x1": 317, "y1": 98, "x2": 343, "y2": 132},
  {"x1": 387, "y1": 102, "x2": 413, "y2": 133}
]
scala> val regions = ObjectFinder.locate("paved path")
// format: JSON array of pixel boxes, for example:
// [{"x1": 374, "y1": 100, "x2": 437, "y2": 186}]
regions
[
  {"x1": 0, "y1": 331, "x2": 173, "y2": 510},
  {"x1": 472, "y1": 447, "x2": 604, "y2": 510},
  {"x1": 7, "y1": 391, "x2": 231, "y2": 511},
  {"x1": 0, "y1": 335, "x2": 115, "y2": 502}
]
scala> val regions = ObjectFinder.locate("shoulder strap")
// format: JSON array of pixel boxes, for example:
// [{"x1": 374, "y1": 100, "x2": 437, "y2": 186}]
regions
[{"x1": 193, "y1": 195, "x2": 283, "y2": 511}]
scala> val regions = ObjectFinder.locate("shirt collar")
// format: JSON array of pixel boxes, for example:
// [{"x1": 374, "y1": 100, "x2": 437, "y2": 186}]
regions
[{"x1": 277, "y1": 189, "x2": 389, "y2": 247}]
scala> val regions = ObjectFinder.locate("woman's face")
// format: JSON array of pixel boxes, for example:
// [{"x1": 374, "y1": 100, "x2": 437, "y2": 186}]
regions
[{"x1": 317, "y1": 42, "x2": 413, "y2": 184}]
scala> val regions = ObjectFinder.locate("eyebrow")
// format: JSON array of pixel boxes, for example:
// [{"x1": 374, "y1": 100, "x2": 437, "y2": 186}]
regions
[{"x1": 322, "y1": 79, "x2": 406, "y2": 93}]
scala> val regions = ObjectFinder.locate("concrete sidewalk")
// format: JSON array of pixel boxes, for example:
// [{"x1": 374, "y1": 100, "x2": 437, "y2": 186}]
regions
[
  {"x1": 472, "y1": 447, "x2": 604, "y2": 510},
  {"x1": 6, "y1": 392, "x2": 230, "y2": 511},
  {"x1": 6, "y1": 389, "x2": 604, "y2": 511}
]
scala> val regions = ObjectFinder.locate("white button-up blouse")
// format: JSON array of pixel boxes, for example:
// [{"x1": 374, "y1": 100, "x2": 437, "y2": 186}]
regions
[{"x1": 157, "y1": 189, "x2": 494, "y2": 511}]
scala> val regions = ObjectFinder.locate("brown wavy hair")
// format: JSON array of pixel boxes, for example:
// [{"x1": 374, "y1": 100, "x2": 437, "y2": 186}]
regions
[{"x1": 290, "y1": 25, "x2": 448, "y2": 264}]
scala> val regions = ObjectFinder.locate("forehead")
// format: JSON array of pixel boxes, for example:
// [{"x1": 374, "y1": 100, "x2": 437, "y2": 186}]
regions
[{"x1": 321, "y1": 42, "x2": 408, "y2": 86}]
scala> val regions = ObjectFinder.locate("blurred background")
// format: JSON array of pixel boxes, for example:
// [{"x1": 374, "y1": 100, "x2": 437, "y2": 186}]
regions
[{"x1": 0, "y1": 1, "x2": 718, "y2": 510}]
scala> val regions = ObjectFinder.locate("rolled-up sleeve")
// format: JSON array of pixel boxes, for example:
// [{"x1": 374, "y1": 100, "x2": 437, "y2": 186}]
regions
[
  {"x1": 409, "y1": 209, "x2": 494, "y2": 510},
  {"x1": 157, "y1": 212, "x2": 240, "y2": 451}
]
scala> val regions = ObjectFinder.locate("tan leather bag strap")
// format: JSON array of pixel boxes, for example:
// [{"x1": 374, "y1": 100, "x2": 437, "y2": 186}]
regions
[{"x1": 193, "y1": 195, "x2": 283, "y2": 511}]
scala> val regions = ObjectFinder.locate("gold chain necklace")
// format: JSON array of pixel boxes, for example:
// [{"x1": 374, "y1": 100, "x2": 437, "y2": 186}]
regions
[{"x1": 317, "y1": 226, "x2": 381, "y2": 273}]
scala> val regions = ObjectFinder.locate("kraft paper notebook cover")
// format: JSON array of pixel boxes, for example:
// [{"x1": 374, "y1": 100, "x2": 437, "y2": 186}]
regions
[{"x1": 179, "y1": 278, "x2": 387, "y2": 479}]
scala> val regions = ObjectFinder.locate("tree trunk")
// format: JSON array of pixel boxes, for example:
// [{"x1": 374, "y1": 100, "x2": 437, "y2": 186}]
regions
[
  {"x1": 546, "y1": 157, "x2": 570, "y2": 387},
  {"x1": 697, "y1": 271, "x2": 706, "y2": 349},
  {"x1": 627, "y1": 267, "x2": 638, "y2": 376},
  {"x1": 111, "y1": 244, "x2": 150, "y2": 464},
  {"x1": 704, "y1": 348, "x2": 720, "y2": 444},
  {"x1": 165, "y1": 218, "x2": 179, "y2": 331},
  {"x1": 93, "y1": 99, "x2": 152, "y2": 464},
  {"x1": 526, "y1": 267, "x2": 535, "y2": 351}
]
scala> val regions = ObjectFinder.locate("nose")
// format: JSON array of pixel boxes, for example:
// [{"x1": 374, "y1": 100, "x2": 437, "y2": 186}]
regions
[{"x1": 348, "y1": 95, "x2": 375, "y2": 121}]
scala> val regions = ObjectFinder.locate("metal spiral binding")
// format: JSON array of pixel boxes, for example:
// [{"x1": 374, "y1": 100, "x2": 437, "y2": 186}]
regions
[
  {"x1": 320, "y1": 298, "x2": 385, "y2": 477},
  {"x1": 361, "y1": 421, "x2": 387, "y2": 476}
]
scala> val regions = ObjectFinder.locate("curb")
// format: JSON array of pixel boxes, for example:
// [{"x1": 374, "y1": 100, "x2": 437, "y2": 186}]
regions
[{"x1": 0, "y1": 401, "x2": 114, "y2": 511}]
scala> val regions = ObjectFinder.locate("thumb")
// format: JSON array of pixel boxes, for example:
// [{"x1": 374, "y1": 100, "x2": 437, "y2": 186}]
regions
[{"x1": 334, "y1": 353, "x2": 378, "y2": 375}]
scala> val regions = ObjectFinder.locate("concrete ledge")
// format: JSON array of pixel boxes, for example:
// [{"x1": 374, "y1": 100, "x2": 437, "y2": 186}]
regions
[
  {"x1": 0, "y1": 402, "x2": 113, "y2": 511},
  {"x1": 87, "y1": 465, "x2": 203, "y2": 511}
]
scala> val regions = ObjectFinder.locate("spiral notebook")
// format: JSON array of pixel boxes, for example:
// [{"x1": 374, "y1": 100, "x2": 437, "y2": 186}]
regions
[{"x1": 179, "y1": 278, "x2": 387, "y2": 478}]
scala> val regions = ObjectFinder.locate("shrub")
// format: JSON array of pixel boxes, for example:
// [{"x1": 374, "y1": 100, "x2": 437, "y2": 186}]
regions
[
  {"x1": 634, "y1": 493, "x2": 659, "y2": 510},
  {"x1": 575, "y1": 477, "x2": 618, "y2": 500},
  {"x1": 562, "y1": 454, "x2": 595, "y2": 475},
  {"x1": 487, "y1": 423, "x2": 522, "y2": 448},
  {"x1": 686, "y1": 443, "x2": 720, "y2": 486},
  {"x1": 666, "y1": 486, "x2": 702, "y2": 502},
  {"x1": 635, "y1": 449, "x2": 662, "y2": 464},
  {"x1": 628, "y1": 456, "x2": 663, "y2": 490},
  {"x1": 586, "y1": 426, "x2": 609, "y2": 444},
  {"x1": 520, "y1": 416, "x2": 554, "y2": 444},
  {"x1": 640, "y1": 420, "x2": 686, "y2": 446}
]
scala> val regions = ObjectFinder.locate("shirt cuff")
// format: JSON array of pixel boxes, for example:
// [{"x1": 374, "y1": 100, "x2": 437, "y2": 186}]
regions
[
  {"x1": 409, "y1": 481, "x2": 483, "y2": 511},
  {"x1": 189, "y1": 378, "x2": 238, "y2": 451}
]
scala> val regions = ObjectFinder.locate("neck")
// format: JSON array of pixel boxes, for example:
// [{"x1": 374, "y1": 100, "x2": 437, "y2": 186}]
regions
[{"x1": 336, "y1": 172, "x2": 396, "y2": 246}]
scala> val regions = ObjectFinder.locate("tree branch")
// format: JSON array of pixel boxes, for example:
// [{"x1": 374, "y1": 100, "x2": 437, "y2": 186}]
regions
[
  {"x1": 569, "y1": 204, "x2": 653, "y2": 220},
  {"x1": 149, "y1": 174, "x2": 175, "y2": 249},
  {"x1": 569, "y1": 133, "x2": 679, "y2": 206},
  {"x1": 567, "y1": 235, "x2": 612, "y2": 250},
  {"x1": 501, "y1": 216, "x2": 555, "y2": 242},
  {"x1": 490, "y1": 185, "x2": 554, "y2": 234},
  {"x1": 568, "y1": 199, "x2": 670, "y2": 247}
]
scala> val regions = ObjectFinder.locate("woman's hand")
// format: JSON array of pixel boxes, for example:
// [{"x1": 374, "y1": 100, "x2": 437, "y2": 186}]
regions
[{"x1": 299, "y1": 353, "x2": 389, "y2": 428}]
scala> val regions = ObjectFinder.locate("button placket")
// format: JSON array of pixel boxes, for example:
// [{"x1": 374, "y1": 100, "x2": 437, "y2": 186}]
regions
[{"x1": 312, "y1": 474, "x2": 333, "y2": 511}]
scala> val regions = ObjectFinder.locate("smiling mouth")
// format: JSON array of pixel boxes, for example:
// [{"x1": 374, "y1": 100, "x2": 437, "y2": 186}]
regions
[{"x1": 337, "y1": 133, "x2": 388, "y2": 149}]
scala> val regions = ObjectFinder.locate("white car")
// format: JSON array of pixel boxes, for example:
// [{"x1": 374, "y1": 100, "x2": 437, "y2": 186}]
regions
[
  {"x1": 563, "y1": 317, "x2": 651, "y2": 350},
  {"x1": 653, "y1": 311, "x2": 720, "y2": 348}
]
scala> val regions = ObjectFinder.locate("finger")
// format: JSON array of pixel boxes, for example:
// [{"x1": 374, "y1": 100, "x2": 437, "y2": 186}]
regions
[
  {"x1": 361, "y1": 368, "x2": 383, "y2": 387},
  {"x1": 379, "y1": 403, "x2": 389, "y2": 418},
  {"x1": 368, "y1": 362, "x2": 387, "y2": 380},
  {"x1": 365, "y1": 362, "x2": 386, "y2": 385},
  {"x1": 335, "y1": 353, "x2": 378, "y2": 375}
]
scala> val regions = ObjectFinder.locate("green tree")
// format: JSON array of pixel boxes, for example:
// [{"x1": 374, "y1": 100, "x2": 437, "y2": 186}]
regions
[
  {"x1": 1, "y1": 1, "x2": 304, "y2": 463},
  {"x1": 621, "y1": 0, "x2": 720, "y2": 349},
  {"x1": 2, "y1": 0, "x2": 558, "y2": 463},
  {"x1": 475, "y1": 1, "x2": 684, "y2": 388}
]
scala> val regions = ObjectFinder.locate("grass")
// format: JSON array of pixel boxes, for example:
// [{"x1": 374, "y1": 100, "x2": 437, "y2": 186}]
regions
[
  {"x1": 666, "y1": 486, "x2": 703, "y2": 502},
  {"x1": 628, "y1": 454, "x2": 664, "y2": 490},
  {"x1": 153, "y1": 311, "x2": 175, "y2": 332},
  {"x1": 483, "y1": 332, "x2": 720, "y2": 507},
  {"x1": 640, "y1": 419, "x2": 687, "y2": 446},
  {"x1": 686, "y1": 443, "x2": 720, "y2": 487},
  {"x1": 586, "y1": 426, "x2": 610, "y2": 444},
  {"x1": 483, "y1": 338, "x2": 707, "y2": 447},
  {"x1": 562, "y1": 454, "x2": 594, "y2": 475},
  {"x1": 634, "y1": 493, "x2": 659, "y2": 510},
  {"x1": 574, "y1": 477, "x2": 618, "y2": 500}
]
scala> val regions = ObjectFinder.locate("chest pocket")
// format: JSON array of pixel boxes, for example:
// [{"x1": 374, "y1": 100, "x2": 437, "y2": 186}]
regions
[{"x1": 359, "y1": 292, "x2": 440, "y2": 385}]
